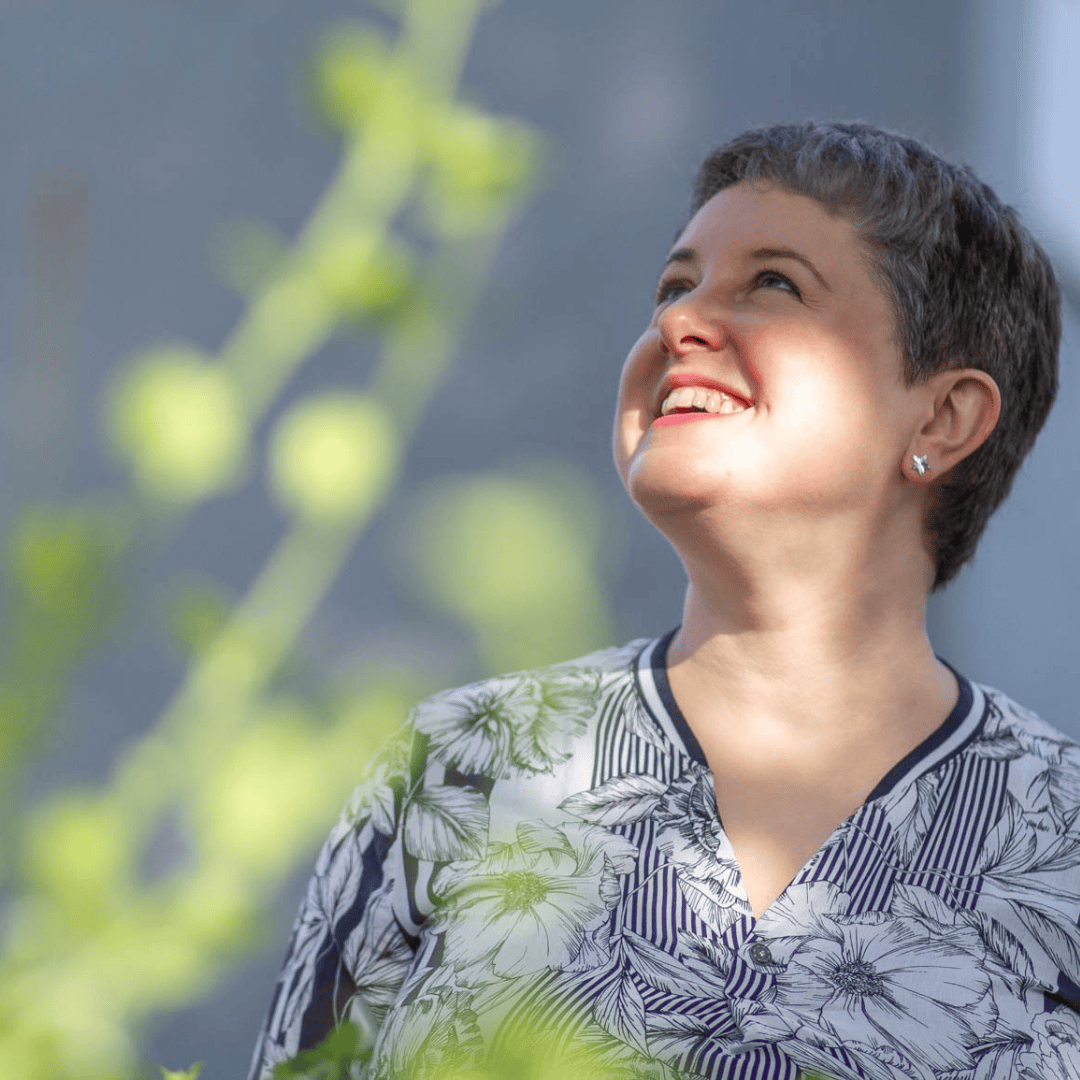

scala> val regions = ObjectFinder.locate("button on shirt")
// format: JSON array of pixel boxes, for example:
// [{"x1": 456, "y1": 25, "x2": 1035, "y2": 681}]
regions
[
  {"x1": 748, "y1": 942, "x2": 772, "y2": 965},
  {"x1": 249, "y1": 631, "x2": 1080, "y2": 1080}
]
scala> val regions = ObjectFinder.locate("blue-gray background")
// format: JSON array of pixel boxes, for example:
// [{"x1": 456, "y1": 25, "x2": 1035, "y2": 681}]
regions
[{"x1": 3, "y1": 0, "x2": 1077, "y2": 1073}]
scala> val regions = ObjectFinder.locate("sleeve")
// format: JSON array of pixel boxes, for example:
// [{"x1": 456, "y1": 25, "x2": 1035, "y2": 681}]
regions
[{"x1": 246, "y1": 726, "x2": 423, "y2": 1080}]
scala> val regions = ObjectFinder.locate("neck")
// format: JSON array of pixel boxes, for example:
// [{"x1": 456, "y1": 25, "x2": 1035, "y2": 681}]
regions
[{"x1": 665, "y1": 537, "x2": 954, "y2": 746}]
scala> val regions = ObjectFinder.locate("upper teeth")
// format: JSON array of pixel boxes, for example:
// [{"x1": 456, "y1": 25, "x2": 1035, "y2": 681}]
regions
[{"x1": 660, "y1": 386, "x2": 748, "y2": 416}]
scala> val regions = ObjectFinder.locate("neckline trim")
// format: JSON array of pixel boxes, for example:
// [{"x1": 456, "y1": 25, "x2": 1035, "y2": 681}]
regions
[{"x1": 634, "y1": 627, "x2": 987, "y2": 803}]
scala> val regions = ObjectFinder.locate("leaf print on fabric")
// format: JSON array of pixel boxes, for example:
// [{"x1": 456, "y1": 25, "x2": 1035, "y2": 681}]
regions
[
  {"x1": 339, "y1": 879, "x2": 416, "y2": 1038},
  {"x1": 412, "y1": 680, "x2": 538, "y2": 778},
  {"x1": 262, "y1": 866, "x2": 345, "y2": 1051},
  {"x1": 403, "y1": 784, "x2": 489, "y2": 862},
  {"x1": 1010, "y1": 899, "x2": 1080, "y2": 980},
  {"x1": 511, "y1": 669, "x2": 601, "y2": 773},
  {"x1": 346, "y1": 758, "x2": 400, "y2": 836},
  {"x1": 343, "y1": 727, "x2": 411, "y2": 828},
  {"x1": 412, "y1": 668, "x2": 600, "y2": 780},
  {"x1": 1027, "y1": 746, "x2": 1080, "y2": 829},
  {"x1": 560, "y1": 774, "x2": 668, "y2": 827},
  {"x1": 984, "y1": 691, "x2": 1080, "y2": 770},
  {"x1": 375, "y1": 983, "x2": 485, "y2": 1079},
  {"x1": 644, "y1": 1010, "x2": 742, "y2": 1070},
  {"x1": 594, "y1": 968, "x2": 649, "y2": 1055},
  {"x1": 1020, "y1": 1009, "x2": 1080, "y2": 1080},
  {"x1": 613, "y1": 930, "x2": 731, "y2": 1006},
  {"x1": 516, "y1": 817, "x2": 638, "y2": 876},
  {"x1": 975, "y1": 792, "x2": 1049, "y2": 881},
  {"x1": 887, "y1": 772, "x2": 941, "y2": 864},
  {"x1": 652, "y1": 765, "x2": 750, "y2": 932},
  {"x1": 979, "y1": 794, "x2": 1080, "y2": 893},
  {"x1": 602, "y1": 674, "x2": 666, "y2": 748},
  {"x1": 889, "y1": 881, "x2": 958, "y2": 929},
  {"x1": 972, "y1": 729, "x2": 1025, "y2": 760},
  {"x1": 492, "y1": 1016, "x2": 678, "y2": 1080},
  {"x1": 431, "y1": 820, "x2": 634, "y2": 978},
  {"x1": 319, "y1": 830, "x2": 369, "y2": 929},
  {"x1": 974, "y1": 793, "x2": 1080, "y2": 983},
  {"x1": 971, "y1": 911, "x2": 1037, "y2": 992},
  {"x1": 780, "y1": 1033, "x2": 920, "y2": 1080},
  {"x1": 963, "y1": 1026, "x2": 1033, "y2": 1080},
  {"x1": 758, "y1": 912, "x2": 994, "y2": 1077}
]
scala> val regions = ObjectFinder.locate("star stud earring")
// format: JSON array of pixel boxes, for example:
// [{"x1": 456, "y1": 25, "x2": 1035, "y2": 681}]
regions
[{"x1": 911, "y1": 454, "x2": 929, "y2": 476}]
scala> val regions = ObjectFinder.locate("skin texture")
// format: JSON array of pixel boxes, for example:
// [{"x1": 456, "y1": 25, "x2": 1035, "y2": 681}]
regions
[{"x1": 613, "y1": 181, "x2": 1001, "y2": 917}]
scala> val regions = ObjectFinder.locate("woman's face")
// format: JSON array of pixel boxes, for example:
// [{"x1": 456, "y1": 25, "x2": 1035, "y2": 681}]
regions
[{"x1": 613, "y1": 180, "x2": 927, "y2": 551}]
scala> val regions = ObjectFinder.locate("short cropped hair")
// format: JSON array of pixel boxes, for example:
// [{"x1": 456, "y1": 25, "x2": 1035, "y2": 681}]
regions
[{"x1": 692, "y1": 121, "x2": 1061, "y2": 589}]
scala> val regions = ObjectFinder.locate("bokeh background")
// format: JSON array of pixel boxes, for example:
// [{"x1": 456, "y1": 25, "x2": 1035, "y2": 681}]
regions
[{"x1": 2, "y1": 0, "x2": 1078, "y2": 1076}]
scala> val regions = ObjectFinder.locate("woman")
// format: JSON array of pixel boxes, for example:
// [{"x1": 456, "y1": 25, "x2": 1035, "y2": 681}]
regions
[{"x1": 249, "y1": 121, "x2": 1073, "y2": 1079}]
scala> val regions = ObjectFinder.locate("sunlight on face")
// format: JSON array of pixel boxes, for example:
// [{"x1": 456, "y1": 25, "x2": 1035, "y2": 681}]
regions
[{"x1": 613, "y1": 181, "x2": 919, "y2": 543}]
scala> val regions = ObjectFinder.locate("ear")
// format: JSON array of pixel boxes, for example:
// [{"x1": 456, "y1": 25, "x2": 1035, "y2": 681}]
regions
[{"x1": 906, "y1": 368, "x2": 1001, "y2": 482}]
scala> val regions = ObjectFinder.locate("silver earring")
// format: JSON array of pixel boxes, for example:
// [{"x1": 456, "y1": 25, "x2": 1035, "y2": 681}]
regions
[{"x1": 911, "y1": 454, "x2": 929, "y2": 476}]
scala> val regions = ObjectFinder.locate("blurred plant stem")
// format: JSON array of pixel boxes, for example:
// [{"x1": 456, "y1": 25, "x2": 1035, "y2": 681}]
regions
[{"x1": 0, "y1": 1, "x2": 617, "y2": 1077}]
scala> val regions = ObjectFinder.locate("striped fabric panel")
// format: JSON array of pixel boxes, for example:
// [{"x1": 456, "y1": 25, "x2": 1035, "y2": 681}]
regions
[
  {"x1": 723, "y1": 956, "x2": 773, "y2": 1001},
  {"x1": 693, "y1": 1039, "x2": 800, "y2": 1079},
  {"x1": 633, "y1": 635, "x2": 695, "y2": 757},
  {"x1": 721, "y1": 914, "x2": 755, "y2": 952},
  {"x1": 593, "y1": 675, "x2": 681, "y2": 788},
  {"x1": 638, "y1": 987, "x2": 734, "y2": 1030},
  {"x1": 844, "y1": 803, "x2": 897, "y2": 914},
  {"x1": 803, "y1": 836, "x2": 847, "y2": 886},
  {"x1": 620, "y1": 821, "x2": 683, "y2": 953},
  {"x1": 908, "y1": 753, "x2": 1009, "y2": 907}
]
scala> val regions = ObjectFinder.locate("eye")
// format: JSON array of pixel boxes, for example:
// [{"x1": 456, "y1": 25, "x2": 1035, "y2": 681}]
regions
[
  {"x1": 754, "y1": 269, "x2": 801, "y2": 297},
  {"x1": 655, "y1": 277, "x2": 694, "y2": 305}
]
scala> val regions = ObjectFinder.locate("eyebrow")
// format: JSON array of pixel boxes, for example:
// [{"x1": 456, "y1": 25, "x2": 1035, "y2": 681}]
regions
[{"x1": 662, "y1": 244, "x2": 831, "y2": 291}]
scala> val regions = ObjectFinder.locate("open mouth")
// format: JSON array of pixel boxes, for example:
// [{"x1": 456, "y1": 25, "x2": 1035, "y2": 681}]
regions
[{"x1": 653, "y1": 384, "x2": 751, "y2": 424}]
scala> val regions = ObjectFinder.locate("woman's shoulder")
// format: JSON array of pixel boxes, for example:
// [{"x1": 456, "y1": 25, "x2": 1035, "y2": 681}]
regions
[
  {"x1": 972, "y1": 680, "x2": 1080, "y2": 767},
  {"x1": 401, "y1": 637, "x2": 654, "y2": 782}
]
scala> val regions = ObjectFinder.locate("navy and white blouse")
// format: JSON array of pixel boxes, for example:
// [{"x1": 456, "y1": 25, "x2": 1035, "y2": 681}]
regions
[{"x1": 249, "y1": 631, "x2": 1080, "y2": 1079}]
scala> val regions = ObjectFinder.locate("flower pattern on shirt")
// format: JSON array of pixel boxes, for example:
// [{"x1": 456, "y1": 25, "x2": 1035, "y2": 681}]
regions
[
  {"x1": 249, "y1": 636, "x2": 1080, "y2": 1080},
  {"x1": 431, "y1": 819, "x2": 636, "y2": 978}
]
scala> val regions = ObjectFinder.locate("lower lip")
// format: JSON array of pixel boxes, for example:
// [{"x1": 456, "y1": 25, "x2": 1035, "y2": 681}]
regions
[{"x1": 652, "y1": 412, "x2": 730, "y2": 427}]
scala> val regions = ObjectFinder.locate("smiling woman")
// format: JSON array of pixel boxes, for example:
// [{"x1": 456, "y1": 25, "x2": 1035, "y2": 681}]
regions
[{"x1": 248, "y1": 122, "x2": 1075, "y2": 1080}]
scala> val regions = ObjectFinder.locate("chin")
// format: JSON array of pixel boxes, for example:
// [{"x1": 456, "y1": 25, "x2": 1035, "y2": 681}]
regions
[{"x1": 624, "y1": 452, "x2": 730, "y2": 522}]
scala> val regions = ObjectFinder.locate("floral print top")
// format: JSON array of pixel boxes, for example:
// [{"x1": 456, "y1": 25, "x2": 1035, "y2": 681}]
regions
[{"x1": 248, "y1": 631, "x2": 1080, "y2": 1079}]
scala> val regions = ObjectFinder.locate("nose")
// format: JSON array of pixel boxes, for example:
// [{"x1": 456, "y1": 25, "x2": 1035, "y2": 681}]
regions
[{"x1": 657, "y1": 291, "x2": 728, "y2": 357}]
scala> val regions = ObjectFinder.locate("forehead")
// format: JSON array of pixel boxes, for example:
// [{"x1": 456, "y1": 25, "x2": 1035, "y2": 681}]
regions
[
  {"x1": 672, "y1": 180, "x2": 902, "y2": 353},
  {"x1": 674, "y1": 180, "x2": 865, "y2": 271}
]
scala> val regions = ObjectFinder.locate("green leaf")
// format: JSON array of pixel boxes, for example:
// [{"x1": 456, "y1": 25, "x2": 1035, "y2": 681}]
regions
[
  {"x1": 105, "y1": 345, "x2": 248, "y2": 504},
  {"x1": 271, "y1": 1021, "x2": 366, "y2": 1078},
  {"x1": 161, "y1": 1063, "x2": 203, "y2": 1080},
  {"x1": 267, "y1": 392, "x2": 399, "y2": 525}
]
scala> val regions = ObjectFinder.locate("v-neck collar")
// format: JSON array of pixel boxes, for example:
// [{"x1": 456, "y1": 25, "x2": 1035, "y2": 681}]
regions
[{"x1": 634, "y1": 626, "x2": 987, "y2": 804}]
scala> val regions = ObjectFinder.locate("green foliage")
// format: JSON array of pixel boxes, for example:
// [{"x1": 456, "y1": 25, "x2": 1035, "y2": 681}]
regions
[
  {"x1": 0, "y1": 1, "x2": 610, "y2": 1078},
  {"x1": 105, "y1": 345, "x2": 248, "y2": 505},
  {"x1": 160, "y1": 1065, "x2": 203, "y2": 1080},
  {"x1": 399, "y1": 467, "x2": 611, "y2": 672},
  {"x1": 265, "y1": 1021, "x2": 841, "y2": 1080},
  {"x1": 271, "y1": 1022, "x2": 368, "y2": 1079},
  {"x1": 267, "y1": 392, "x2": 399, "y2": 524},
  {"x1": 0, "y1": 503, "x2": 129, "y2": 788}
]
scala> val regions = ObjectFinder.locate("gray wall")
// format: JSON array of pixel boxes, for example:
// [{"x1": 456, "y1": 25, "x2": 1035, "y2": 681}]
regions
[{"x1": 4, "y1": 0, "x2": 1077, "y2": 1073}]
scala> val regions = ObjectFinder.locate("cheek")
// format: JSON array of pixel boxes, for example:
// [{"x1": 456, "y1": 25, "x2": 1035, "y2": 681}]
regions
[
  {"x1": 614, "y1": 335, "x2": 656, "y2": 428},
  {"x1": 617, "y1": 332, "x2": 654, "y2": 394}
]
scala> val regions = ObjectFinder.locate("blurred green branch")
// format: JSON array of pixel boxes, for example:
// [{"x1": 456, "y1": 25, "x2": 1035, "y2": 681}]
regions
[{"x1": 0, "y1": 1, "x2": 613, "y2": 1077}]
